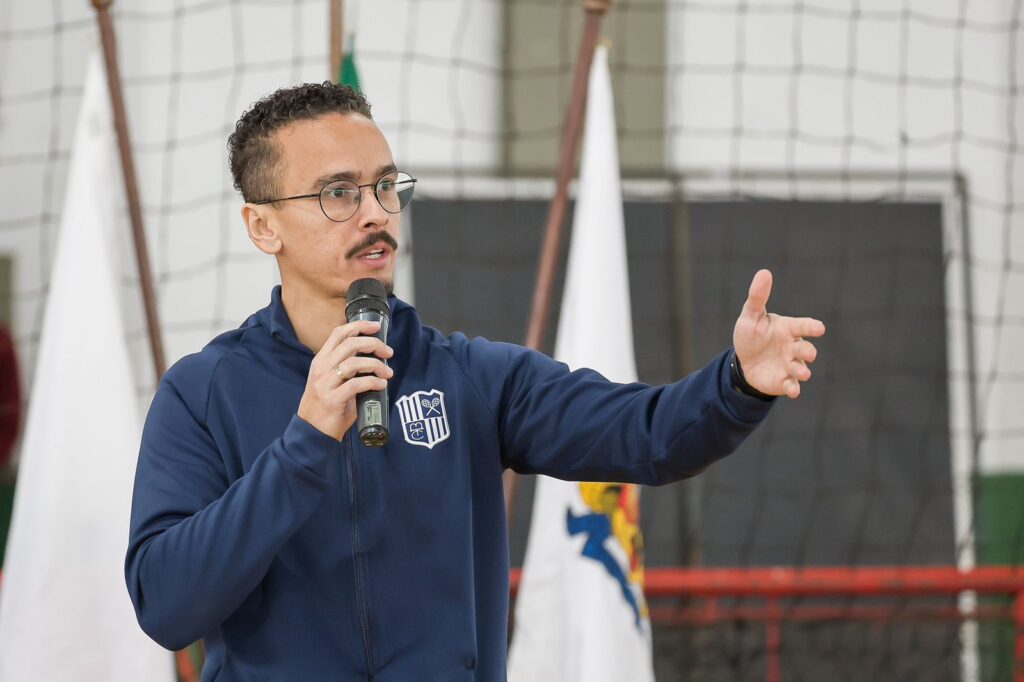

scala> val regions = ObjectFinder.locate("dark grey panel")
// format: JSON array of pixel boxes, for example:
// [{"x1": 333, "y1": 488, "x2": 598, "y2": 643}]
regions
[
  {"x1": 687, "y1": 201, "x2": 954, "y2": 568},
  {"x1": 413, "y1": 198, "x2": 954, "y2": 568},
  {"x1": 411, "y1": 199, "x2": 679, "y2": 382}
]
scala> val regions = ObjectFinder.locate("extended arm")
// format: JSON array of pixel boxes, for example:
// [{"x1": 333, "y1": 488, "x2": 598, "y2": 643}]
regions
[{"x1": 454, "y1": 337, "x2": 773, "y2": 485}]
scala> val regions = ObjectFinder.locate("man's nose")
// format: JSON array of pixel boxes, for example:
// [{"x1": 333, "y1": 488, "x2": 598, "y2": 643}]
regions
[{"x1": 354, "y1": 185, "x2": 389, "y2": 228}]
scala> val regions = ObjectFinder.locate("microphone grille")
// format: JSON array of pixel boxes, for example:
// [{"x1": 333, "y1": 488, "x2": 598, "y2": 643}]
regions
[
  {"x1": 347, "y1": 277, "x2": 387, "y2": 301},
  {"x1": 345, "y1": 278, "x2": 389, "y2": 319}
]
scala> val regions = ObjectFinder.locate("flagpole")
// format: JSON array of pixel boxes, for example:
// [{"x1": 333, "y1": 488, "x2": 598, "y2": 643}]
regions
[
  {"x1": 92, "y1": 0, "x2": 184, "y2": 675},
  {"x1": 505, "y1": 0, "x2": 613, "y2": 519},
  {"x1": 330, "y1": 0, "x2": 345, "y2": 81},
  {"x1": 91, "y1": 0, "x2": 167, "y2": 381}
]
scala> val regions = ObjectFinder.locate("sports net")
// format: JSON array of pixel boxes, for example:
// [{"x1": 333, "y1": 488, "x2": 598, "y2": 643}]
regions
[{"x1": 1, "y1": 0, "x2": 1023, "y2": 679}]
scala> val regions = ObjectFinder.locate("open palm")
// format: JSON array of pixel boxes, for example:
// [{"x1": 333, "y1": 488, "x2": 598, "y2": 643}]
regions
[{"x1": 733, "y1": 269, "x2": 826, "y2": 399}]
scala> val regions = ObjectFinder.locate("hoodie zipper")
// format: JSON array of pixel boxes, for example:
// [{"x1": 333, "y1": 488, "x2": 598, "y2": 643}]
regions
[{"x1": 346, "y1": 431, "x2": 375, "y2": 680}]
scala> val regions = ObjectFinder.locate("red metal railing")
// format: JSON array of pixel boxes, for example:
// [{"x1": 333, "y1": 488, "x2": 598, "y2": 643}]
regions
[{"x1": 510, "y1": 566, "x2": 1024, "y2": 682}]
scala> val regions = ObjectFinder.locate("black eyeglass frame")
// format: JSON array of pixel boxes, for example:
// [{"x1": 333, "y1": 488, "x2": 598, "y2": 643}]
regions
[{"x1": 252, "y1": 171, "x2": 417, "y2": 223}]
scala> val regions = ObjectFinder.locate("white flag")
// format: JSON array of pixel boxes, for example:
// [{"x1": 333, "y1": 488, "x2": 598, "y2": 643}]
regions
[
  {"x1": 508, "y1": 45, "x2": 655, "y2": 682},
  {"x1": 0, "y1": 54, "x2": 175, "y2": 681}
]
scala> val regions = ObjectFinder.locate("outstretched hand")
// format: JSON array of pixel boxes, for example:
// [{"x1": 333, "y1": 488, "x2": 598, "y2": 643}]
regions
[{"x1": 733, "y1": 270, "x2": 826, "y2": 400}]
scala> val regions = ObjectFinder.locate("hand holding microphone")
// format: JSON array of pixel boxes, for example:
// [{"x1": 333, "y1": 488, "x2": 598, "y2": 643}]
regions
[{"x1": 296, "y1": 278, "x2": 392, "y2": 444}]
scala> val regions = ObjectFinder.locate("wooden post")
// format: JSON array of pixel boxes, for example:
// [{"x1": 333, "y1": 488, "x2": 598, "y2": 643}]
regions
[
  {"x1": 92, "y1": 0, "x2": 182, "y2": 672},
  {"x1": 91, "y1": 0, "x2": 166, "y2": 381},
  {"x1": 504, "y1": 0, "x2": 614, "y2": 520},
  {"x1": 330, "y1": 0, "x2": 345, "y2": 82}
]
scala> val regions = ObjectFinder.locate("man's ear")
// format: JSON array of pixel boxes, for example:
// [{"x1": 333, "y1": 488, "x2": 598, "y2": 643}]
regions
[{"x1": 242, "y1": 203, "x2": 282, "y2": 255}]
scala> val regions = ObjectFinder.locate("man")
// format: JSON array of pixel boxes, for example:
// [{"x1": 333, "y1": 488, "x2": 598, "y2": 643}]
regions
[{"x1": 125, "y1": 82, "x2": 824, "y2": 681}]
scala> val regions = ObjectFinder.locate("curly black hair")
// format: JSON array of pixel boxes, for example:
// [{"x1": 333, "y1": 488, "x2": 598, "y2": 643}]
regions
[{"x1": 228, "y1": 82, "x2": 372, "y2": 203}]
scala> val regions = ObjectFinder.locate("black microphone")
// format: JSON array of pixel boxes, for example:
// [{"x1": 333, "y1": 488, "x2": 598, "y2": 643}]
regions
[{"x1": 345, "y1": 278, "x2": 390, "y2": 447}]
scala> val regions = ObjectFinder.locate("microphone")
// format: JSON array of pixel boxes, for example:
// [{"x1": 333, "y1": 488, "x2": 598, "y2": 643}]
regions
[{"x1": 345, "y1": 278, "x2": 390, "y2": 447}]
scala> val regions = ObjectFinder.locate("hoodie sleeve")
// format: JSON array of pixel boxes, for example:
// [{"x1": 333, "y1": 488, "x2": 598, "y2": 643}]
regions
[
  {"x1": 451, "y1": 336, "x2": 774, "y2": 485},
  {"x1": 124, "y1": 357, "x2": 343, "y2": 651}
]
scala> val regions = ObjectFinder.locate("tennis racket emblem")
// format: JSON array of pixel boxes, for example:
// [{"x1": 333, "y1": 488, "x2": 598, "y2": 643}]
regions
[{"x1": 396, "y1": 389, "x2": 450, "y2": 449}]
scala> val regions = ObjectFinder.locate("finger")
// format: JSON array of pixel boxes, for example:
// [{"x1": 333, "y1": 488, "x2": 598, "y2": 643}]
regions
[
  {"x1": 790, "y1": 317, "x2": 826, "y2": 338},
  {"x1": 319, "y1": 320, "x2": 382, "y2": 357},
  {"x1": 783, "y1": 378, "x2": 800, "y2": 399},
  {"x1": 330, "y1": 357, "x2": 393, "y2": 383},
  {"x1": 741, "y1": 269, "x2": 773, "y2": 318},
  {"x1": 327, "y1": 336, "x2": 393, "y2": 367},
  {"x1": 793, "y1": 339, "x2": 818, "y2": 364},
  {"x1": 790, "y1": 360, "x2": 811, "y2": 382},
  {"x1": 335, "y1": 375, "x2": 389, "y2": 403}
]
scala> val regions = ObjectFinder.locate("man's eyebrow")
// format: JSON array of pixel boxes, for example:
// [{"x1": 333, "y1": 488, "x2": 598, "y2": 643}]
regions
[{"x1": 310, "y1": 163, "x2": 399, "y2": 191}]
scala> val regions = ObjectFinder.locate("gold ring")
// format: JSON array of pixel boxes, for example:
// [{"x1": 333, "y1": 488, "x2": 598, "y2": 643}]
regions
[{"x1": 333, "y1": 364, "x2": 347, "y2": 380}]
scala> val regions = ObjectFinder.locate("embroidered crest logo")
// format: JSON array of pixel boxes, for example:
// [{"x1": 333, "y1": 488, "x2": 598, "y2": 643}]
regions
[{"x1": 396, "y1": 389, "x2": 451, "y2": 449}]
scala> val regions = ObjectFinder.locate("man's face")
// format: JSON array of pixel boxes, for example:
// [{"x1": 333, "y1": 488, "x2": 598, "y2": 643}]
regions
[{"x1": 254, "y1": 112, "x2": 400, "y2": 297}]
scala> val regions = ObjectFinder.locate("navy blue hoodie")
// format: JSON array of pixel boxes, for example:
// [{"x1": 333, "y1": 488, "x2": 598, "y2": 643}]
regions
[{"x1": 126, "y1": 285, "x2": 773, "y2": 681}]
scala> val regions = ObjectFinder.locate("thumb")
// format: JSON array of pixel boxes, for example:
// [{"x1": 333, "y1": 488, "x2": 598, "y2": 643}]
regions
[{"x1": 742, "y1": 269, "x2": 772, "y2": 318}]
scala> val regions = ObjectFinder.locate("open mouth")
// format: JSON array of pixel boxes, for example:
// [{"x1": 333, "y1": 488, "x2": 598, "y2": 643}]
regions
[
  {"x1": 348, "y1": 234, "x2": 398, "y2": 261},
  {"x1": 354, "y1": 243, "x2": 393, "y2": 267}
]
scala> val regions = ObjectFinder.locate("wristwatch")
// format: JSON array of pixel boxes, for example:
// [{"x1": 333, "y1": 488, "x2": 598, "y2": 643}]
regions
[{"x1": 730, "y1": 354, "x2": 775, "y2": 401}]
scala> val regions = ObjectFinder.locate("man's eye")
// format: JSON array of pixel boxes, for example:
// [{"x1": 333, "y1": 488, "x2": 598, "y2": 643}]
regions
[
  {"x1": 326, "y1": 188, "x2": 355, "y2": 199},
  {"x1": 378, "y1": 181, "x2": 395, "y2": 192}
]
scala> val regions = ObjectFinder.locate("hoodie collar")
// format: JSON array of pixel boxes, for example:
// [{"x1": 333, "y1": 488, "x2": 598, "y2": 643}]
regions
[{"x1": 256, "y1": 284, "x2": 399, "y2": 355}]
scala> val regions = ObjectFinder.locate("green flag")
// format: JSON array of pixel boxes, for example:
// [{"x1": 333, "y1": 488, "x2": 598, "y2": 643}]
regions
[{"x1": 339, "y1": 35, "x2": 361, "y2": 92}]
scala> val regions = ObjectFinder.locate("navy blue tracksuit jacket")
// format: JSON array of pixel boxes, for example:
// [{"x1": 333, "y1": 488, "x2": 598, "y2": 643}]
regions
[{"x1": 125, "y1": 285, "x2": 774, "y2": 681}]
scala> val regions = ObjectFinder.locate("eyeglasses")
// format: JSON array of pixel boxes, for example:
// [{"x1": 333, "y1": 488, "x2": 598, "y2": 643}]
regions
[{"x1": 253, "y1": 171, "x2": 417, "y2": 223}]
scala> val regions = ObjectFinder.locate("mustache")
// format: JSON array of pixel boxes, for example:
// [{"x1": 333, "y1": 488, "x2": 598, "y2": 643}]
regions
[{"x1": 346, "y1": 231, "x2": 399, "y2": 260}]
